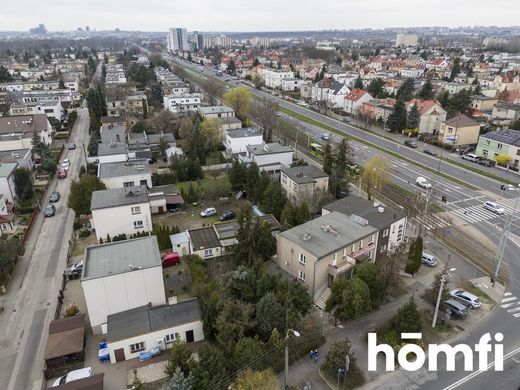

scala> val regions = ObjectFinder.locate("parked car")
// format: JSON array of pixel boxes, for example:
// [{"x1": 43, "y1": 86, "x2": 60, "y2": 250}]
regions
[
  {"x1": 445, "y1": 299, "x2": 469, "y2": 319},
  {"x1": 66, "y1": 260, "x2": 84, "y2": 279},
  {"x1": 58, "y1": 169, "x2": 67, "y2": 179},
  {"x1": 421, "y1": 252, "x2": 438, "y2": 267},
  {"x1": 52, "y1": 367, "x2": 92, "y2": 387},
  {"x1": 61, "y1": 159, "x2": 70, "y2": 171},
  {"x1": 68, "y1": 143, "x2": 76, "y2": 150},
  {"x1": 423, "y1": 148, "x2": 437, "y2": 156},
  {"x1": 484, "y1": 201, "x2": 505, "y2": 215},
  {"x1": 200, "y1": 207, "x2": 217, "y2": 217},
  {"x1": 416, "y1": 176, "x2": 432, "y2": 189},
  {"x1": 450, "y1": 289, "x2": 482, "y2": 309},
  {"x1": 478, "y1": 158, "x2": 496, "y2": 167},
  {"x1": 161, "y1": 252, "x2": 180, "y2": 268},
  {"x1": 220, "y1": 210, "x2": 236, "y2": 222},
  {"x1": 320, "y1": 133, "x2": 330, "y2": 141},
  {"x1": 462, "y1": 153, "x2": 480, "y2": 162},
  {"x1": 49, "y1": 191, "x2": 61, "y2": 203},
  {"x1": 44, "y1": 204, "x2": 56, "y2": 217},
  {"x1": 404, "y1": 139, "x2": 417, "y2": 148}
]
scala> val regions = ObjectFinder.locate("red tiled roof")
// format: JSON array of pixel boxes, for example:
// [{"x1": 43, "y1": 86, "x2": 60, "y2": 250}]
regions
[
  {"x1": 0, "y1": 214, "x2": 14, "y2": 224},
  {"x1": 407, "y1": 99, "x2": 443, "y2": 115},
  {"x1": 345, "y1": 89, "x2": 368, "y2": 102}
]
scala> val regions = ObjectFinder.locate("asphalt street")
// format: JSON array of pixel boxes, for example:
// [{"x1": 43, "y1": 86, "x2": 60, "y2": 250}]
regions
[{"x1": 0, "y1": 107, "x2": 89, "y2": 390}]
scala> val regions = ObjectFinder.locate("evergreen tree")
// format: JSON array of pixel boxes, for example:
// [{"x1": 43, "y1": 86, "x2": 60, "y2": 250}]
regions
[
  {"x1": 354, "y1": 75, "x2": 364, "y2": 89},
  {"x1": 256, "y1": 292, "x2": 284, "y2": 337},
  {"x1": 322, "y1": 143, "x2": 334, "y2": 175},
  {"x1": 259, "y1": 182, "x2": 287, "y2": 220},
  {"x1": 396, "y1": 78, "x2": 415, "y2": 101},
  {"x1": 162, "y1": 367, "x2": 194, "y2": 390},
  {"x1": 450, "y1": 57, "x2": 461, "y2": 81},
  {"x1": 191, "y1": 344, "x2": 227, "y2": 389},
  {"x1": 367, "y1": 78, "x2": 385, "y2": 97},
  {"x1": 393, "y1": 296, "x2": 421, "y2": 334},
  {"x1": 417, "y1": 79, "x2": 434, "y2": 100},
  {"x1": 406, "y1": 103, "x2": 420, "y2": 129},
  {"x1": 229, "y1": 160, "x2": 248, "y2": 192},
  {"x1": 387, "y1": 99, "x2": 407, "y2": 133},
  {"x1": 404, "y1": 236, "x2": 423, "y2": 275},
  {"x1": 164, "y1": 340, "x2": 194, "y2": 378}
]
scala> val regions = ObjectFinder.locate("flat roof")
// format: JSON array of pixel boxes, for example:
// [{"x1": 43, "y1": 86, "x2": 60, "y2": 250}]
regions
[
  {"x1": 91, "y1": 186, "x2": 148, "y2": 210},
  {"x1": 82, "y1": 236, "x2": 161, "y2": 281},
  {"x1": 98, "y1": 159, "x2": 150, "y2": 179},
  {"x1": 97, "y1": 142, "x2": 127, "y2": 156},
  {"x1": 279, "y1": 211, "x2": 378, "y2": 259},
  {"x1": 107, "y1": 299, "x2": 201, "y2": 342},
  {"x1": 170, "y1": 232, "x2": 189, "y2": 246},
  {"x1": 0, "y1": 162, "x2": 18, "y2": 177},
  {"x1": 226, "y1": 128, "x2": 262, "y2": 138},
  {"x1": 281, "y1": 165, "x2": 328, "y2": 184},
  {"x1": 247, "y1": 143, "x2": 293, "y2": 156},
  {"x1": 199, "y1": 106, "x2": 234, "y2": 115},
  {"x1": 323, "y1": 195, "x2": 406, "y2": 230}
]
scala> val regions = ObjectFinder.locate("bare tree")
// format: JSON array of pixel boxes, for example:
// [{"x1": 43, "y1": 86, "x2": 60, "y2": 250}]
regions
[
  {"x1": 201, "y1": 78, "x2": 225, "y2": 105},
  {"x1": 251, "y1": 98, "x2": 279, "y2": 142}
]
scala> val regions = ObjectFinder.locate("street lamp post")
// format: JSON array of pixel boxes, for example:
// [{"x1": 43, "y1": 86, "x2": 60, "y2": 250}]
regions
[
  {"x1": 493, "y1": 184, "x2": 520, "y2": 287},
  {"x1": 432, "y1": 267, "x2": 456, "y2": 328},
  {"x1": 284, "y1": 329, "x2": 300, "y2": 389}
]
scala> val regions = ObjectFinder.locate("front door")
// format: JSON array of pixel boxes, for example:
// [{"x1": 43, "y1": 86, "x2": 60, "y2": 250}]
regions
[
  {"x1": 158, "y1": 206, "x2": 164, "y2": 214},
  {"x1": 114, "y1": 348, "x2": 126, "y2": 362},
  {"x1": 186, "y1": 330, "x2": 194, "y2": 343}
]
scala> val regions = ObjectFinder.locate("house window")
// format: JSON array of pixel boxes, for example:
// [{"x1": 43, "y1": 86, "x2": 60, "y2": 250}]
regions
[
  {"x1": 299, "y1": 253, "x2": 306, "y2": 265},
  {"x1": 380, "y1": 244, "x2": 387, "y2": 253},
  {"x1": 204, "y1": 249, "x2": 213, "y2": 257},
  {"x1": 134, "y1": 220, "x2": 143, "y2": 229},
  {"x1": 382, "y1": 229, "x2": 389, "y2": 237},
  {"x1": 165, "y1": 332, "x2": 180, "y2": 343},
  {"x1": 497, "y1": 143, "x2": 503, "y2": 150},
  {"x1": 485, "y1": 140, "x2": 490, "y2": 145},
  {"x1": 358, "y1": 240, "x2": 363, "y2": 250},
  {"x1": 351, "y1": 244, "x2": 355, "y2": 253},
  {"x1": 140, "y1": 179, "x2": 148, "y2": 186},
  {"x1": 369, "y1": 234, "x2": 374, "y2": 244},
  {"x1": 124, "y1": 181, "x2": 135, "y2": 187},
  {"x1": 130, "y1": 342, "x2": 145, "y2": 353},
  {"x1": 298, "y1": 270, "x2": 306, "y2": 281},
  {"x1": 131, "y1": 206, "x2": 141, "y2": 214}
]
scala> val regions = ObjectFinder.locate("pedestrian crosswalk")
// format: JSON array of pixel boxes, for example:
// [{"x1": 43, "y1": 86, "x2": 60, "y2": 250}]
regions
[
  {"x1": 500, "y1": 292, "x2": 520, "y2": 318},
  {"x1": 450, "y1": 203, "x2": 516, "y2": 224},
  {"x1": 413, "y1": 214, "x2": 451, "y2": 231}
]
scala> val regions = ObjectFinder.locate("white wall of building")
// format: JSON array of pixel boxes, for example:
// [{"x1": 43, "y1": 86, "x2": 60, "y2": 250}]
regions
[
  {"x1": 101, "y1": 173, "x2": 152, "y2": 190},
  {"x1": 91, "y1": 201, "x2": 153, "y2": 241},
  {"x1": 250, "y1": 151, "x2": 293, "y2": 169},
  {"x1": 388, "y1": 217, "x2": 407, "y2": 251},
  {"x1": 0, "y1": 175, "x2": 16, "y2": 203},
  {"x1": 225, "y1": 134, "x2": 263, "y2": 154},
  {"x1": 163, "y1": 95, "x2": 202, "y2": 113}
]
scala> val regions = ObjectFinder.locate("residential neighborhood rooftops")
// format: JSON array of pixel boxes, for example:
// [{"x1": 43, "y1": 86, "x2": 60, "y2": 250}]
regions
[
  {"x1": 188, "y1": 226, "x2": 221, "y2": 250},
  {"x1": 90, "y1": 186, "x2": 149, "y2": 210},
  {"x1": 44, "y1": 314, "x2": 86, "y2": 360},
  {"x1": 0, "y1": 114, "x2": 49, "y2": 134},
  {"x1": 278, "y1": 211, "x2": 378, "y2": 259},
  {"x1": 281, "y1": 165, "x2": 328, "y2": 184},
  {"x1": 322, "y1": 195, "x2": 406, "y2": 230},
  {"x1": 107, "y1": 299, "x2": 202, "y2": 342},
  {"x1": 97, "y1": 142, "x2": 127, "y2": 157},
  {"x1": 345, "y1": 89, "x2": 369, "y2": 102},
  {"x1": 246, "y1": 143, "x2": 293, "y2": 155},
  {"x1": 98, "y1": 159, "x2": 150, "y2": 179},
  {"x1": 443, "y1": 114, "x2": 480, "y2": 128},
  {"x1": 199, "y1": 106, "x2": 235, "y2": 115},
  {"x1": 83, "y1": 236, "x2": 161, "y2": 281},
  {"x1": 227, "y1": 128, "x2": 261, "y2": 138}
]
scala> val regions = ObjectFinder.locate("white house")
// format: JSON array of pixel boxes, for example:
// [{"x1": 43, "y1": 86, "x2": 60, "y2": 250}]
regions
[
  {"x1": 98, "y1": 159, "x2": 152, "y2": 189},
  {"x1": 344, "y1": 89, "x2": 374, "y2": 115},
  {"x1": 0, "y1": 114, "x2": 52, "y2": 151},
  {"x1": 163, "y1": 94, "x2": 202, "y2": 114},
  {"x1": 261, "y1": 69, "x2": 294, "y2": 89},
  {"x1": 198, "y1": 106, "x2": 235, "y2": 119},
  {"x1": 81, "y1": 236, "x2": 166, "y2": 334},
  {"x1": 224, "y1": 128, "x2": 263, "y2": 155},
  {"x1": 106, "y1": 299, "x2": 204, "y2": 363},
  {"x1": 281, "y1": 79, "x2": 306, "y2": 92},
  {"x1": 406, "y1": 99, "x2": 448, "y2": 135},
  {"x1": 327, "y1": 81, "x2": 350, "y2": 109},
  {"x1": 0, "y1": 162, "x2": 18, "y2": 203},
  {"x1": 96, "y1": 142, "x2": 128, "y2": 164},
  {"x1": 0, "y1": 194, "x2": 15, "y2": 234},
  {"x1": 90, "y1": 186, "x2": 153, "y2": 241},
  {"x1": 241, "y1": 143, "x2": 294, "y2": 176},
  {"x1": 311, "y1": 78, "x2": 334, "y2": 103}
]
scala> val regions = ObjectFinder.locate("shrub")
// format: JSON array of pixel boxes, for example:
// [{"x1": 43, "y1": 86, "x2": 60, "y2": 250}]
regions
[
  {"x1": 78, "y1": 229, "x2": 91, "y2": 238},
  {"x1": 64, "y1": 304, "x2": 79, "y2": 317}
]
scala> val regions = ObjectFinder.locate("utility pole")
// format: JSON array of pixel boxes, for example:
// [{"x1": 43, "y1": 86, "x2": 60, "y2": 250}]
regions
[
  {"x1": 419, "y1": 188, "x2": 432, "y2": 237},
  {"x1": 493, "y1": 186, "x2": 520, "y2": 287},
  {"x1": 284, "y1": 329, "x2": 300, "y2": 389},
  {"x1": 432, "y1": 267, "x2": 456, "y2": 328}
]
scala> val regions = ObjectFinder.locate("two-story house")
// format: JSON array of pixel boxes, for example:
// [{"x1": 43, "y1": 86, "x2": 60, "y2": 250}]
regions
[
  {"x1": 240, "y1": 143, "x2": 294, "y2": 178},
  {"x1": 198, "y1": 106, "x2": 235, "y2": 119},
  {"x1": 98, "y1": 159, "x2": 152, "y2": 189},
  {"x1": 280, "y1": 165, "x2": 329, "y2": 208},
  {"x1": 163, "y1": 94, "x2": 202, "y2": 114},
  {"x1": 0, "y1": 162, "x2": 18, "y2": 203},
  {"x1": 343, "y1": 89, "x2": 374, "y2": 115},
  {"x1": 0, "y1": 114, "x2": 52, "y2": 151},
  {"x1": 476, "y1": 129, "x2": 520, "y2": 170},
  {"x1": 276, "y1": 211, "x2": 379, "y2": 304},
  {"x1": 327, "y1": 81, "x2": 350, "y2": 109},
  {"x1": 224, "y1": 128, "x2": 263, "y2": 155},
  {"x1": 90, "y1": 186, "x2": 153, "y2": 241},
  {"x1": 438, "y1": 114, "x2": 481, "y2": 146},
  {"x1": 406, "y1": 99, "x2": 447, "y2": 136},
  {"x1": 491, "y1": 103, "x2": 520, "y2": 127}
]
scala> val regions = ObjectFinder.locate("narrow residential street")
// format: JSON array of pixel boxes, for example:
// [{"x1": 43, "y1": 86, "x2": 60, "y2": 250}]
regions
[{"x1": 0, "y1": 107, "x2": 89, "y2": 390}]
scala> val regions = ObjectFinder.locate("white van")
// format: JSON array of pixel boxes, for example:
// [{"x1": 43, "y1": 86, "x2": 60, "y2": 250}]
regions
[
  {"x1": 421, "y1": 252, "x2": 438, "y2": 267},
  {"x1": 52, "y1": 367, "x2": 92, "y2": 387},
  {"x1": 416, "y1": 176, "x2": 432, "y2": 189},
  {"x1": 462, "y1": 153, "x2": 480, "y2": 162}
]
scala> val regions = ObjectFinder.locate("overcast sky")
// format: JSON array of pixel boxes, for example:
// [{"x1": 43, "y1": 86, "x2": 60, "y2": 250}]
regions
[{"x1": 1, "y1": 0, "x2": 518, "y2": 32}]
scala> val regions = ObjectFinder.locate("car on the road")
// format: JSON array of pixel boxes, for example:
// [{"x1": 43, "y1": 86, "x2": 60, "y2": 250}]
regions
[
  {"x1": 220, "y1": 210, "x2": 236, "y2": 222},
  {"x1": 450, "y1": 289, "x2": 482, "y2": 309},
  {"x1": 52, "y1": 367, "x2": 92, "y2": 387},
  {"x1": 44, "y1": 204, "x2": 56, "y2": 217},
  {"x1": 320, "y1": 133, "x2": 330, "y2": 141},
  {"x1": 404, "y1": 139, "x2": 417, "y2": 148},
  {"x1": 421, "y1": 252, "x2": 438, "y2": 267},
  {"x1": 445, "y1": 299, "x2": 469, "y2": 319},
  {"x1": 68, "y1": 143, "x2": 76, "y2": 150},
  {"x1": 477, "y1": 158, "x2": 496, "y2": 167},
  {"x1": 415, "y1": 176, "x2": 432, "y2": 189},
  {"x1": 58, "y1": 169, "x2": 67, "y2": 179},
  {"x1": 61, "y1": 159, "x2": 70, "y2": 171},
  {"x1": 200, "y1": 207, "x2": 217, "y2": 218},
  {"x1": 65, "y1": 260, "x2": 83, "y2": 279},
  {"x1": 423, "y1": 148, "x2": 438, "y2": 156},
  {"x1": 483, "y1": 200, "x2": 505, "y2": 215},
  {"x1": 49, "y1": 191, "x2": 61, "y2": 203},
  {"x1": 161, "y1": 252, "x2": 180, "y2": 268},
  {"x1": 462, "y1": 153, "x2": 480, "y2": 162}
]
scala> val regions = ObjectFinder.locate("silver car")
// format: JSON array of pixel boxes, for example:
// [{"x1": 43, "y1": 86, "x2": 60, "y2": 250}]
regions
[
  {"x1": 44, "y1": 204, "x2": 56, "y2": 217},
  {"x1": 450, "y1": 289, "x2": 482, "y2": 309}
]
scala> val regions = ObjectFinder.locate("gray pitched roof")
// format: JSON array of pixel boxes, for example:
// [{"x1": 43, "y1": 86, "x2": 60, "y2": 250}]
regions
[
  {"x1": 278, "y1": 211, "x2": 378, "y2": 259},
  {"x1": 281, "y1": 165, "x2": 328, "y2": 184},
  {"x1": 188, "y1": 226, "x2": 221, "y2": 250},
  {"x1": 90, "y1": 186, "x2": 148, "y2": 210},
  {"x1": 98, "y1": 159, "x2": 150, "y2": 179},
  {"x1": 481, "y1": 129, "x2": 520, "y2": 145},
  {"x1": 107, "y1": 299, "x2": 202, "y2": 342},
  {"x1": 82, "y1": 236, "x2": 161, "y2": 281}
]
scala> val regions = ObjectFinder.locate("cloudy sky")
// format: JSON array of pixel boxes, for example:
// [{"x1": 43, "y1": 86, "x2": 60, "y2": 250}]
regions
[{"x1": 0, "y1": 0, "x2": 517, "y2": 31}]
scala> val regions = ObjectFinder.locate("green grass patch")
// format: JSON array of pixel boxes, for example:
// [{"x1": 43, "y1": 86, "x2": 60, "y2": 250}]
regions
[
  {"x1": 176, "y1": 175, "x2": 230, "y2": 194},
  {"x1": 461, "y1": 280, "x2": 495, "y2": 304}
]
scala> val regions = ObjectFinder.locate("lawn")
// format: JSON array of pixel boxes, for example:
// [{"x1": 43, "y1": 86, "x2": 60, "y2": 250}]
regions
[{"x1": 176, "y1": 174, "x2": 231, "y2": 201}]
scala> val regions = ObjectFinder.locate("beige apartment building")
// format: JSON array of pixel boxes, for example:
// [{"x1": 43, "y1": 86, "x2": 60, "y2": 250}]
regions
[{"x1": 280, "y1": 165, "x2": 329, "y2": 208}]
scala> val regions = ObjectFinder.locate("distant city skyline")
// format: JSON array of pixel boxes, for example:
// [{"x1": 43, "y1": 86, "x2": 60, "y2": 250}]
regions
[{"x1": 0, "y1": 0, "x2": 519, "y2": 32}]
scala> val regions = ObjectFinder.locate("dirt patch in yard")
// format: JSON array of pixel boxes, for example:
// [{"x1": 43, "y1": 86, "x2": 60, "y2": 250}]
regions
[
  {"x1": 163, "y1": 261, "x2": 194, "y2": 300},
  {"x1": 71, "y1": 232, "x2": 98, "y2": 257}
]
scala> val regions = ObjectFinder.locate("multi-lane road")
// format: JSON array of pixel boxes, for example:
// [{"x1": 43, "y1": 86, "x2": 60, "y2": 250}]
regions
[
  {"x1": 0, "y1": 111, "x2": 89, "y2": 390},
  {"x1": 172, "y1": 57, "x2": 520, "y2": 389}
]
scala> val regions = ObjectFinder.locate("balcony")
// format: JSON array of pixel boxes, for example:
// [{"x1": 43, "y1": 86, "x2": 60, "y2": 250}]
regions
[{"x1": 328, "y1": 256, "x2": 355, "y2": 278}]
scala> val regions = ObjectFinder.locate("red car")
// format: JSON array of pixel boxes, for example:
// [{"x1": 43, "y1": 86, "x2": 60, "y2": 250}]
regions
[
  {"x1": 161, "y1": 252, "x2": 180, "y2": 268},
  {"x1": 58, "y1": 169, "x2": 67, "y2": 179}
]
